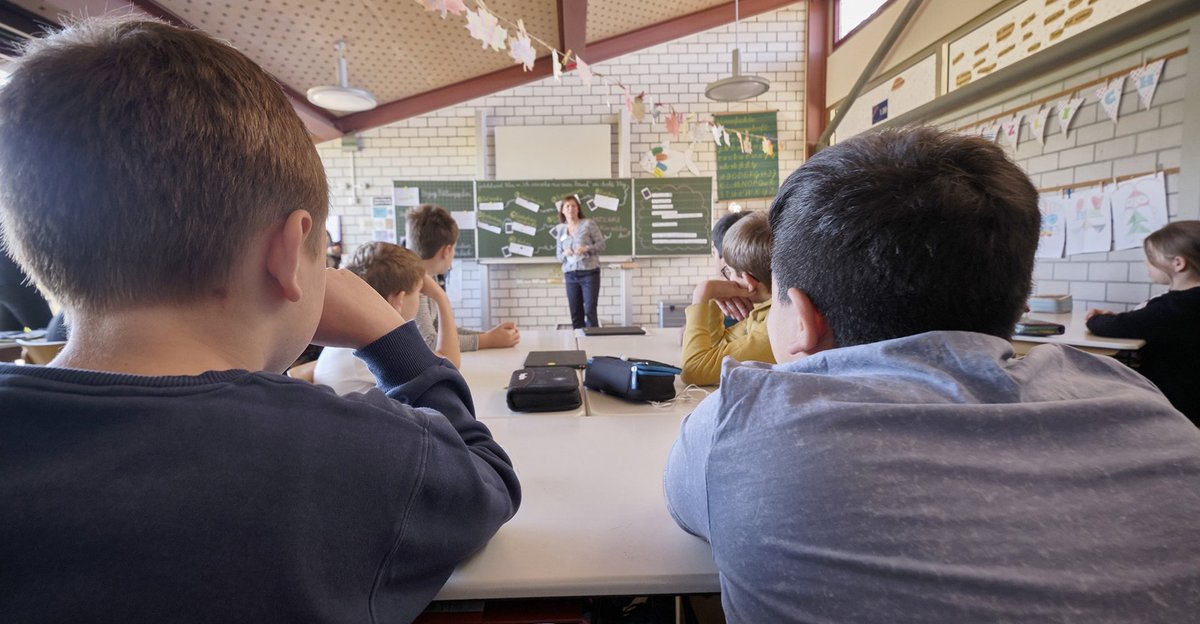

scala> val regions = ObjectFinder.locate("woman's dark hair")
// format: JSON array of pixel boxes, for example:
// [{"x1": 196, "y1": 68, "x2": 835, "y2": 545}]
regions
[
  {"x1": 769, "y1": 127, "x2": 1040, "y2": 346},
  {"x1": 558, "y1": 195, "x2": 587, "y2": 223}
]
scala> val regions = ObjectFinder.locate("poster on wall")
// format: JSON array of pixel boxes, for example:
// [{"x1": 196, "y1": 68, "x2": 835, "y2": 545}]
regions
[
  {"x1": 1036, "y1": 195, "x2": 1066, "y2": 259},
  {"x1": 835, "y1": 54, "x2": 937, "y2": 141},
  {"x1": 713, "y1": 111, "x2": 778, "y2": 201},
  {"x1": 948, "y1": 0, "x2": 1154, "y2": 92},
  {"x1": 1062, "y1": 187, "x2": 1112, "y2": 257},
  {"x1": 371, "y1": 197, "x2": 397, "y2": 244},
  {"x1": 1112, "y1": 173, "x2": 1169, "y2": 251}
]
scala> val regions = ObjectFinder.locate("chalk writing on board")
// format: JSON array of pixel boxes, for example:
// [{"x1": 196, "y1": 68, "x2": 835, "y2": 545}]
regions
[{"x1": 714, "y1": 111, "x2": 779, "y2": 201}]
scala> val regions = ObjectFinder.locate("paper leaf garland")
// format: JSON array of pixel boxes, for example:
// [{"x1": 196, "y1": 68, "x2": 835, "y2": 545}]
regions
[
  {"x1": 1094, "y1": 75, "x2": 1124, "y2": 124},
  {"x1": 466, "y1": 8, "x2": 507, "y2": 51},
  {"x1": 1057, "y1": 97, "x2": 1084, "y2": 137},
  {"x1": 508, "y1": 20, "x2": 535, "y2": 71},
  {"x1": 414, "y1": 0, "x2": 467, "y2": 18},
  {"x1": 632, "y1": 94, "x2": 646, "y2": 122},
  {"x1": 762, "y1": 138, "x2": 774, "y2": 156},
  {"x1": 575, "y1": 56, "x2": 592, "y2": 87},
  {"x1": 690, "y1": 121, "x2": 709, "y2": 143},
  {"x1": 721, "y1": 127, "x2": 730, "y2": 147},
  {"x1": 551, "y1": 49, "x2": 563, "y2": 81},
  {"x1": 740, "y1": 132, "x2": 753, "y2": 154},
  {"x1": 665, "y1": 112, "x2": 682, "y2": 139},
  {"x1": 1031, "y1": 106, "x2": 1052, "y2": 145},
  {"x1": 1131, "y1": 59, "x2": 1165, "y2": 110},
  {"x1": 711, "y1": 125, "x2": 725, "y2": 146}
]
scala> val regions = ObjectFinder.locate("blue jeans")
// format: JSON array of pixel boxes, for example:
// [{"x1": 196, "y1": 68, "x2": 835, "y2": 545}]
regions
[{"x1": 564, "y1": 268, "x2": 601, "y2": 329}]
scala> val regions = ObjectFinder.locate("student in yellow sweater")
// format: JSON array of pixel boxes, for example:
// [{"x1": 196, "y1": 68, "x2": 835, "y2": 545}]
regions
[{"x1": 682, "y1": 211, "x2": 775, "y2": 385}]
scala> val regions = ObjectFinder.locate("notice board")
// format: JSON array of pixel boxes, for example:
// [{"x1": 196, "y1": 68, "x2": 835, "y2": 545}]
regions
[
  {"x1": 475, "y1": 179, "x2": 633, "y2": 259},
  {"x1": 633, "y1": 177, "x2": 713, "y2": 256},
  {"x1": 713, "y1": 111, "x2": 779, "y2": 201},
  {"x1": 393, "y1": 180, "x2": 477, "y2": 258}
]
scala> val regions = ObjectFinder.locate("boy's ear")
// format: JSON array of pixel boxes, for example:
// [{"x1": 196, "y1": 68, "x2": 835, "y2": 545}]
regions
[
  {"x1": 1171, "y1": 255, "x2": 1188, "y2": 273},
  {"x1": 385, "y1": 291, "x2": 407, "y2": 312},
  {"x1": 266, "y1": 209, "x2": 313, "y2": 303},
  {"x1": 438, "y1": 243, "x2": 454, "y2": 261},
  {"x1": 781, "y1": 287, "x2": 834, "y2": 357}
]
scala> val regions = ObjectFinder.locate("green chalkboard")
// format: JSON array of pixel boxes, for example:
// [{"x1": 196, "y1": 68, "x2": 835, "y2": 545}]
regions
[
  {"x1": 475, "y1": 179, "x2": 633, "y2": 259},
  {"x1": 393, "y1": 180, "x2": 476, "y2": 258},
  {"x1": 633, "y1": 177, "x2": 713, "y2": 256},
  {"x1": 713, "y1": 111, "x2": 779, "y2": 201}
]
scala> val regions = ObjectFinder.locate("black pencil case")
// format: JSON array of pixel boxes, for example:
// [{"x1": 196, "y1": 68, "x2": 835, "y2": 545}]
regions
[
  {"x1": 584, "y1": 356, "x2": 681, "y2": 403},
  {"x1": 506, "y1": 367, "x2": 582, "y2": 412}
]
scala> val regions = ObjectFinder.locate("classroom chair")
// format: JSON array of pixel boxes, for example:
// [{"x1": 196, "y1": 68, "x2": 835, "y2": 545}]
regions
[{"x1": 285, "y1": 360, "x2": 317, "y2": 383}]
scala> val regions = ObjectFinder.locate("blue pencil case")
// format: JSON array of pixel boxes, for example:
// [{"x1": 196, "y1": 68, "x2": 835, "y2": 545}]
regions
[{"x1": 584, "y1": 356, "x2": 682, "y2": 403}]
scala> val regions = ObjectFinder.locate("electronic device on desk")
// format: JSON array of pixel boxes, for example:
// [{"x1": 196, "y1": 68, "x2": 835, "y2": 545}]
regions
[
  {"x1": 523, "y1": 350, "x2": 588, "y2": 369},
  {"x1": 506, "y1": 367, "x2": 582, "y2": 412},
  {"x1": 1028, "y1": 294, "x2": 1072, "y2": 314},
  {"x1": 578, "y1": 325, "x2": 646, "y2": 337},
  {"x1": 1014, "y1": 319, "x2": 1066, "y2": 336},
  {"x1": 585, "y1": 356, "x2": 682, "y2": 402}
]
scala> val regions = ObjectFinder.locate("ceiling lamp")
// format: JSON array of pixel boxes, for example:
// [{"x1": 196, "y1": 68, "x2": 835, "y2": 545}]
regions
[
  {"x1": 705, "y1": 0, "x2": 770, "y2": 102},
  {"x1": 307, "y1": 40, "x2": 377, "y2": 113}
]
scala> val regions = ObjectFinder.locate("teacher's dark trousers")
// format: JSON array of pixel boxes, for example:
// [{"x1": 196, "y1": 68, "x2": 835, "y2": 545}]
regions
[{"x1": 565, "y1": 268, "x2": 601, "y2": 329}]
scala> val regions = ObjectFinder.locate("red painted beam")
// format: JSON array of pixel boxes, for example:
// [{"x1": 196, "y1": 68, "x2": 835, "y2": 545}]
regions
[
  {"x1": 338, "y1": 0, "x2": 802, "y2": 134},
  {"x1": 805, "y1": 0, "x2": 829, "y2": 158},
  {"x1": 584, "y1": 0, "x2": 801, "y2": 65},
  {"x1": 557, "y1": 0, "x2": 588, "y2": 58}
]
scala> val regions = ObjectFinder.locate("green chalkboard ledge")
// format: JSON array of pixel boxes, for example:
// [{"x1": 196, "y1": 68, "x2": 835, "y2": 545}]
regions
[{"x1": 478, "y1": 256, "x2": 635, "y2": 265}]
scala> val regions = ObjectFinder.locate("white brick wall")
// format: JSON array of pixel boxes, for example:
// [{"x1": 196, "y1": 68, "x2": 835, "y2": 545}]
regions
[
  {"x1": 938, "y1": 32, "x2": 1188, "y2": 312},
  {"x1": 317, "y1": 6, "x2": 806, "y2": 330}
]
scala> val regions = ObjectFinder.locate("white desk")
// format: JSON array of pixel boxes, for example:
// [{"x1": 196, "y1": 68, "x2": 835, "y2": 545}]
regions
[
  {"x1": 441, "y1": 327, "x2": 718, "y2": 601},
  {"x1": 436, "y1": 412, "x2": 718, "y2": 600},
  {"x1": 1011, "y1": 311, "x2": 1145, "y2": 356},
  {"x1": 458, "y1": 330, "x2": 583, "y2": 418}
]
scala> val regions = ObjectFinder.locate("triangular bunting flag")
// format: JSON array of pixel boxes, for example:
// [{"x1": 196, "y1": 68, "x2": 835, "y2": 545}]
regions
[
  {"x1": 1094, "y1": 75, "x2": 1124, "y2": 124},
  {"x1": 575, "y1": 56, "x2": 592, "y2": 87},
  {"x1": 1000, "y1": 114, "x2": 1024, "y2": 148},
  {"x1": 1031, "y1": 106, "x2": 1052, "y2": 145},
  {"x1": 1057, "y1": 97, "x2": 1084, "y2": 137},
  {"x1": 1131, "y1": 59, "x2": 1165, "y2": 110}
]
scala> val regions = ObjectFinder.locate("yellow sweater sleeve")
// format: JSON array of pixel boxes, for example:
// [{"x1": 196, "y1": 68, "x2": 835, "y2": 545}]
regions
[{"x1": 680, "y1": 301, "x2": 776, "y2": 386}]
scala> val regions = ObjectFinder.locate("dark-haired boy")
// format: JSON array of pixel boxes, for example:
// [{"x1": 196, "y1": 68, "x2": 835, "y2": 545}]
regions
[
  {"x1": 0, "y1": 18, "x2": 519, "y2": 622},
  {"x1": 405, "y1": 203, "x2": 521, "y2": 351},
  {"x1": 665, "y1": 128, "x2": 1200, "y2": 622}
]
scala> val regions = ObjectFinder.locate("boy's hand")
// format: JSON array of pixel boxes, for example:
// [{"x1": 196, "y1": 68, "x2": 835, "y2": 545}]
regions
[
  {"x1": 313, "y1": 268, "x2": 405, "y2": 349},
  {"x1": 715, "y1": 296, "x2": 756, "y2": 322},
  {"x1": 420, "y1": 274, "x2": 449, "y2": 301},
  {"x1": 480, "y1": 322, "x2": 520, "y2": 348},
  {"x1": 1086, "y1": 308, "x2": 1113, "y2": 320}
]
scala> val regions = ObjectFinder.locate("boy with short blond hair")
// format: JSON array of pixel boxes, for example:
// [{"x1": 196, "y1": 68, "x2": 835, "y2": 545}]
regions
[
  {"x1": 405, "y1": 203, "x2": 521, "y2": 351},
  {"x1": 0, "y1": 17, "x2": 518, "y2": 622},
  {"x1": 315, "y1": 241, "x2": 461, "y2": 394},
  {"x1": 681, "y1": 210, "x2": 775, "y2": 386}
]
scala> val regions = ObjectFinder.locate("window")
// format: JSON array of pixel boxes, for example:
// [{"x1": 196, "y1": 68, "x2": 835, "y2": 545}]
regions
[{"x1": 836, "y1": 0, "x2": 891, "y2": 42}]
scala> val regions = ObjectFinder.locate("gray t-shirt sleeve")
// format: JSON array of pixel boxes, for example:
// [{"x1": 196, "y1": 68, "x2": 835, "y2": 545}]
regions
[
  {"x1": 416, "y1": 294, "x2": 480, "y2": 353},
  {"x1": 664, "y1": 389, "x2": 721, "y2": 540}
]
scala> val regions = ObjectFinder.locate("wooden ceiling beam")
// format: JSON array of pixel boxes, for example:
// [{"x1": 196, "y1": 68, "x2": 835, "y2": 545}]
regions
[
  {"x1": 337, "y1": 0, "x2": 802, "y2": 134},
  {"x1": 557, "y1": 0, "x2": 587, "y2": 59},
  {"x1": 584, "y1": 0, "x2": 801, "y2": 65}
]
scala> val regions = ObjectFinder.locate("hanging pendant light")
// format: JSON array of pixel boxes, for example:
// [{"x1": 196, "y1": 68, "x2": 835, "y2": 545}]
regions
[
  {"x1": 307, "y1": 40, "x2": 377, "y2": 112},
  {"x1": 705, "y1": 0, "x2": 770, "y2": 102}
]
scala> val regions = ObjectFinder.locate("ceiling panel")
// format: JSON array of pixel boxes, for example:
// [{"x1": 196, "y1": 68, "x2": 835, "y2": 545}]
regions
[
  {"x1": 151, "y1": 0, "x2": 560, "y2": 109},
  {"x1": 586, "y1": 0, "x2": 728, "y2": 43}
]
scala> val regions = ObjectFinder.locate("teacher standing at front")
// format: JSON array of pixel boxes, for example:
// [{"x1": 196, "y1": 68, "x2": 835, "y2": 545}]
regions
[{"x1": 555, "y1": 195, "x2": 606, "y2": 328}]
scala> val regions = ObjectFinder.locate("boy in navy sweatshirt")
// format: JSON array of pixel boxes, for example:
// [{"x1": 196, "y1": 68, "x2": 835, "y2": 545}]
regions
[{"x1": 0, "y1": 17, "x2": 519, "y2": 623}]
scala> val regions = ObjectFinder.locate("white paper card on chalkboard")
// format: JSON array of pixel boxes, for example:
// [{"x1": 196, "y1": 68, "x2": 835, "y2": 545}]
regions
[
  {"x1": 394, "y1": 187, "x2": 420, "y2": 207},
  {"x1": 479, "y1": 202, "x2": 504, "y2": 212},
  {"x1": 478, "y1": 222, "x2": 502, "y2": 234},
  {"x1": 509, "y1": 221, "x2": 537, "y2": 236},
  {"x1": 514, "y1": 198, "x2": 540, "y2": 212},
  {"x1": 451, "y1": 211, "x2": 476, "y2": 230},
  {"x1": 509, "y1": 242, "x2": 535, "y2": 257},
  {"x1": 593, "y1": 194, "x2": 620, "y2": 211}
]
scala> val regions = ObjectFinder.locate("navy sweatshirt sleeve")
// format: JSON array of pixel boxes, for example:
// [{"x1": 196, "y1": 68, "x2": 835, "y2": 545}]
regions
[{"x1": 352, "y1": 322, "x2": 521, "y2": 619}]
